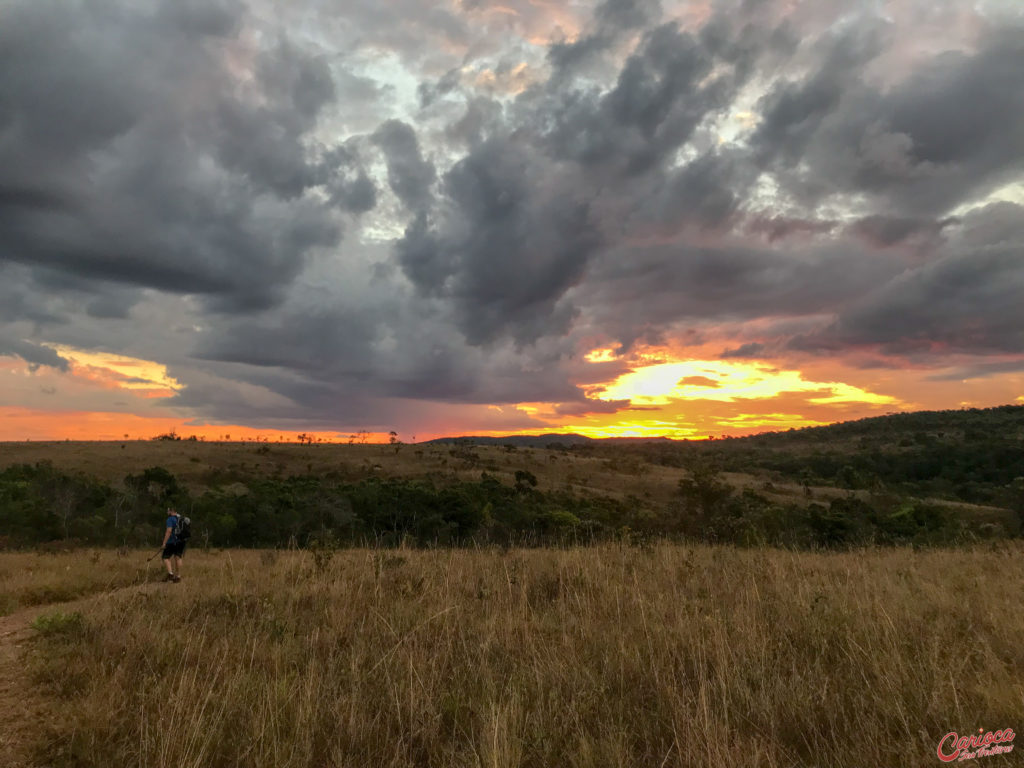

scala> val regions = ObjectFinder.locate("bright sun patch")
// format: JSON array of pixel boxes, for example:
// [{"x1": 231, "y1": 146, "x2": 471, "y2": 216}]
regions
[
  {"x1": 589, "y1": 359, "x2": 898, "y2": 407},
  {"x1": 583, "y1": 347, "x2": 619, "y2": 363}
]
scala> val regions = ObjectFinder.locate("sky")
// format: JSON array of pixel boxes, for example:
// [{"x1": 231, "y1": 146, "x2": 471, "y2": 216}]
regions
[{"x1": 1, "y1": 0, "x2": 1023, "y2": 442}]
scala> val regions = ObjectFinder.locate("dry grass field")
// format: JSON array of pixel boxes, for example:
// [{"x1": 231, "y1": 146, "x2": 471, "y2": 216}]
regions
[{"x1": 2, "y1": 544, "x2": 1021, "y2": 767}]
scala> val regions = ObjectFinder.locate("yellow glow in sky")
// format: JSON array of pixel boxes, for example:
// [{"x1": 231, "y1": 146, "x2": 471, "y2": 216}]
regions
[
  {"x1": 583, "y1": 347, "x2": 618, "y2": 363},
  {"x1": 589, "y1": 359, "x2": 898, "y2": 406},
  {"x1": 44, "y1": 344, "x2": 181, "y2": 393}
]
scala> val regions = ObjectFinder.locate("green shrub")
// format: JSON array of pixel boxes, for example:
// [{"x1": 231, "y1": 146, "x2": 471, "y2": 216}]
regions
[{"x1": 31, "y1": 610, "x2": 86, "y2": 638}]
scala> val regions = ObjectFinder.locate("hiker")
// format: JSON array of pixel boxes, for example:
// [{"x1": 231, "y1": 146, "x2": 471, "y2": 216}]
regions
[{"x1": 161, "y1": 507, "x2": 186, "y2": 582}]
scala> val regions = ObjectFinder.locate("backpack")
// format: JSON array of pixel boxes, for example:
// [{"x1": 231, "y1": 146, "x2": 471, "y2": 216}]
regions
[{"x1": 174, "y1": 515, "x2": 192, "y2": 542}]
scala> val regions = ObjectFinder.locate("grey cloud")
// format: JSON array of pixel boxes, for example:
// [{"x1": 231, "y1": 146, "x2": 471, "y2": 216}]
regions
[
  {"x1": 791, "y1": 204, "x2": 1024, "y2": 356},
  {"x1": 583, "y1": 238, "x2": 903, "y2": 333},
  {"x1": 721, "y1": 342, "x2": 766, "y2": 359},
  {"x1": 185, "y1": 271, "x2": 588, "y2": 417},
  {"x1": 958, "y1": 201, "x2": 1024, "y2": 248},
  {"x1": 156, "y1": 0, "x2": 241, "y2": 37},
  {"x1": 746, "y1": 216, "x2": 836, "y2": 243},
  {"x1": 754, "y1": 25, "x2": 1024, "y2": 216},
  {"x1": 846, "y1": 215, "x2": 954, "y2": 248},
  {"x1": 85, "y1": 290, "x2": 140, "y2": 320},
  {"x1": 751, "y1": 23, "x2": 884, "y2": 167},
  {"x1": 553, "y1": 398, "x2": 630, "y2": 416},
  {"x1": 927, "y1": 360, "x2": 1024, "y2": 382},
  {"x1": 637, "y1": 150, "x2": 749, "y2": 236},
  {"x1": 392, "y1": 14, "x2": 762, "y2": 347},
  {"x1": 0, "y1": 336, "x2": 69, "y2": 371},
  {"x1": 444, "y1": 97, "x2": 504, "y2": 148},
  {"x1": 418, "y1": 68, "x2": 463, "y2": 109},
  {"x1": 0, "y1": 0, "x2": 363, "y2": 313},
  {"x1": 332, "y1": 171, "x2": 378, "y2": 214},
  {"x1": 395, "y1": 135, "x2": 601, "y2": 345},
  {"x1": 541, "y1": 22, "x2": 726, "y2": 176},
  {"x1": 547, "y1": 0, "x2": 662, "y2": 81},
  {"x1": 0, "y1": 261, "x2": 148, "y2": 326},
  {"x1": 802, "y1": 246, "x2": 1024, "y2": 355},
  {"x1": 371, "y1": 120, "x2": 437, "y2": 210}
]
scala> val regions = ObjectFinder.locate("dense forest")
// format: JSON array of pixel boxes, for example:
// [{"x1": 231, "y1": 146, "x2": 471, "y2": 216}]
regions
[{"x1": 1, "y1": 403, "x2": 1022, "y2": 550}]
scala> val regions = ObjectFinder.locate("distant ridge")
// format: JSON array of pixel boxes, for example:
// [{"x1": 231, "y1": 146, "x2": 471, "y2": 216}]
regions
[
  {"x1": 419, "y1": 433, "x2": 674, "y2": 447},
  {"x1": 420, "y1": 404, "x2": 1024, "y2": 446}
]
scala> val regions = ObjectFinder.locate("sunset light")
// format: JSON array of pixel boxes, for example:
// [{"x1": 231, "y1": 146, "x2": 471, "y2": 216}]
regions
[
  {"x1": 45, "y1": 345, "x2": 182, "y2": 396},
  {"x1": 0, "y1": 0, "x2": 1019, "y2": 443},
  {"x1": 589, "y1": 358, "x2": 899, "y2": 408}
]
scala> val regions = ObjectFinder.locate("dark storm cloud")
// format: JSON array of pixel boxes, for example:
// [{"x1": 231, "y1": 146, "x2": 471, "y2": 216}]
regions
[
  {"x1": 750, "y1": 23, "x2": 884, "y2": 168},
  {"x1": 540, "y1": 22, "x2": 727, "y2": 176},
  {"x1": 182, "y1": 274, "x2": 589, "y2": 417},
  {"x1": 583, "y1": 238, "x2": 901, "y2": 332},
  {"x1": 927, "y1": 359, "x2": 1024, "y2": 382},
  {"x1": 444, "y1": 97, "x2": 504, "y2": 148},
  {"x1": 631, "y1": 150, "x2": 750, "y2": 236},
  {"x1": 791, "y1": 203, "x2": 1024, "y2": 356},
  {"x1": 0, "y1": 0, "x2": 372, "y2": 313},
  {"x1": 395, "y1": 10, "x2": 768, "y2": 347},
  {"x1": 798, "y1": 247, "x2": 1024, "y2": 355},
  {"x1": 0, "y1": 336, "x2": 69, "y2": 371},
  {"x1": 745, "y1": 216, "x2": 836, "y2": 243},
  {"x1": 846, "y1": 215, "x2": 954, "y2": 249},
  {"x1": 721, "y1": 342, "x2": 766, "y2": 359},
  {"x1": 553, "y1": 398, "x2": 630, "y2": 416},
  {"x1": 371, "y1": 120, "x2": 437, "y2": 210},
  {"x1": 418, "y1": 68, "x2": 463, "y2": 109},
  {"x1": 753, "y1": 25, "x2": 1024, "y2": 216},
  {"x1": 394, "y1": 135, "x2": 602, "y2": 345},
  {"x1": 83, "y1": 294, "x2": 136, "y2": 320},
  {"x1": 547, "y1": 0, "x2": 662, "y2": 81}
]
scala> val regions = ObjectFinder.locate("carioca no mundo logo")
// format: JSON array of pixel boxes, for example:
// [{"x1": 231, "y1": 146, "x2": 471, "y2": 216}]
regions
[{"x1": 937, "y1": 728, "x2": 1015, "y2": 762}]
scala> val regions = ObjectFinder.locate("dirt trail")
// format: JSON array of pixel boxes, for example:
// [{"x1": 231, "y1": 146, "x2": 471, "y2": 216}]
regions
[{"x1": 0, "y1": 581, "x2": 159, "y2": 767}]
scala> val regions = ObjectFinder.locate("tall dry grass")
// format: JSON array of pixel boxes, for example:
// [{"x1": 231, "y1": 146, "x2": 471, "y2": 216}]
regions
[
  {"x1": 17, "y1": 544, "x2": 1024, "y2": 767},
  {"x1": 0, "y1": 549, "x2": 149, "y2": 616}
]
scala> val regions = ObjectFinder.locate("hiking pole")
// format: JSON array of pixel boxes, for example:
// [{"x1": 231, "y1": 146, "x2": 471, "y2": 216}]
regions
[{"x1": 146, "y1": 548, "x2": 163, "y2": 562}]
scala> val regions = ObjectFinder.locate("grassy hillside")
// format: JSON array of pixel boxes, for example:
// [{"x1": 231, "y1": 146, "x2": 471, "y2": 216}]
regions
[
  {"x1": 4, "y1": 544, "x2": 1021, "y2": 767},
  {"x1": 1, "y1": 405, "x2": 1021, "y2": 549},
  {"x1": 585, "y1": 404, "x2": 1024, "y2": 508},
  {"x1": 429, "y1": 404, "x2": 1024, "y2": 450}
]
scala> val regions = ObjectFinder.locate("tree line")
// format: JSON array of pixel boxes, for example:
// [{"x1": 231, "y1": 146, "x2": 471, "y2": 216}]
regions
[{"x1": 0, "y1": 460, "x2": 1017, "y2": 550}]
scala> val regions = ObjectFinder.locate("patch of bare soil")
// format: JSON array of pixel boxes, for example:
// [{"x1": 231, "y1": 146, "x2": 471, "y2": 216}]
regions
[{"x1": 0, "y1": 583, "x2": 157, "y2": 767}]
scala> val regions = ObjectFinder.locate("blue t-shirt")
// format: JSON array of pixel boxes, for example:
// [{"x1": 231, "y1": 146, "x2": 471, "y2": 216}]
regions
[{"x1": 166, "y1": 515, "x2": 178, "y2": 544}]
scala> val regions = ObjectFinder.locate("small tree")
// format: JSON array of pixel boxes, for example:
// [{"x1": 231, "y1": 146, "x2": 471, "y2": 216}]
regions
[{"x1": 388, "y1": 431, "x2": 403, "y2": 454}]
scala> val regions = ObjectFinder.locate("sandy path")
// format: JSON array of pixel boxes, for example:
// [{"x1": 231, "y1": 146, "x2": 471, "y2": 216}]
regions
[{"x1": 0, "y1": 581, "x2": 160, "y2": 767}]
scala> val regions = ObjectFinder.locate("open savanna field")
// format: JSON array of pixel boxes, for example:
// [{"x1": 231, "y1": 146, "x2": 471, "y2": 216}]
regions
[
  {"x1": 1, "y1": 544, "x2": 1022, "y2": 768},
  {"x1": 0, "y1": 438, "x2": 711, "y2": 506}
]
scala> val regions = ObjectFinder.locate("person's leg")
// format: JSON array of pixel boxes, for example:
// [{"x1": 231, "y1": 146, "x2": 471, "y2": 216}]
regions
[
  {"x1": 172, "y1": 541, "x2": 185, "y2": 580},
  {"x1": 162, "y1": 555, "x2": 175, "y2": 581}
]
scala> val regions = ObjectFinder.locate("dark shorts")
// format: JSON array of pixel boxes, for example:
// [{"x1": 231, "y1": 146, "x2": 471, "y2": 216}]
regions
[{"x1": 162, "y1": 540, "x2": 186, "y2": 559}]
